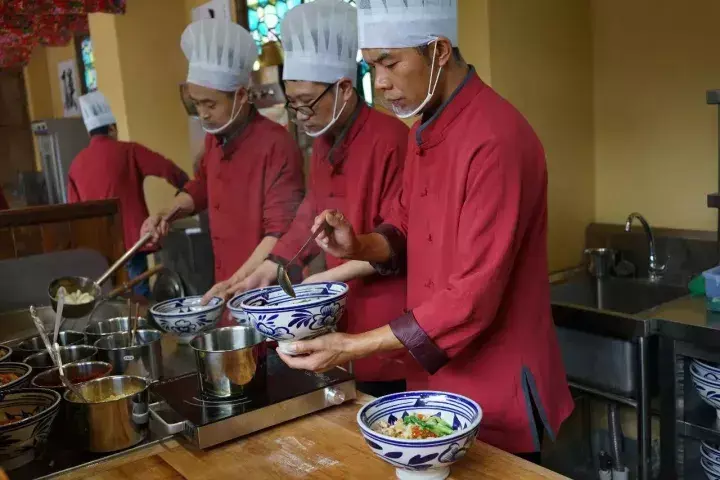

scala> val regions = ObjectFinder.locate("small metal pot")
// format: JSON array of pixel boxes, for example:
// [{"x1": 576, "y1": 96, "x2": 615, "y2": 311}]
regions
[
  {"x1": 13, "y1": 331, "x2": 86, "y2": 360},
  {"x1": 23, "y1": 345, "x2": 98, "y2": 377},
  {"x1": 31, "y1": 361, "x2": 113, "y2": 393},
  {"x1": 64, "y1": 375, "x2": 151, "y2": 453},
  {"x1": 190, "y1": 325, "x2": 267, "y2": 398},
  {"x1": 94, "y1": 330, "x2": 163, "y2": 381},
  {"x1": 84, "y1": 317, "x2": 150, "y2": 345}
]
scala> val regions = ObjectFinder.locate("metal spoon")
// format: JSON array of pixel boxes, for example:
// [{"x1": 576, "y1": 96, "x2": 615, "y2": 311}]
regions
[
  {"x1": 277, "y1": 221, "x2": 330, "y2": 298},
  {"x1": 130, "y1": 302, "x2": 140, "y2": 347},
  {"x1": 53, "y1": 287, "x2": 65, "y2": 351}
]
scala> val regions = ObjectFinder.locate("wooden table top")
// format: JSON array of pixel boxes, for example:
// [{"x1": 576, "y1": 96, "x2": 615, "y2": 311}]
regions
[{"x1": 59, "y1": 394, "x2": 568, "y2": 480}]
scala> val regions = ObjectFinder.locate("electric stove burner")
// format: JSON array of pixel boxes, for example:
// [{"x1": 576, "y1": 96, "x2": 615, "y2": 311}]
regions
[{"x1": 150, "y1": 353, "x2": 356, "y2": 448}]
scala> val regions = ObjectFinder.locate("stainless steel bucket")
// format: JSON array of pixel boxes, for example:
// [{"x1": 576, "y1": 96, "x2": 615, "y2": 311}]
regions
[
  {"x1": 64, "y1": 375, "x2": 150, "y2": 452},
  {"x1": 13, "y1": 331, "x2": 86, "y2": 361},
  {"x1": 84, "y1": 317, "x2": 150, "y2": 345},
  {"x1": 94, "y1": 330, "x2": 163, "y2": 381},
  {"x1": 584, "y1": 248, "x2": 617, "y2": 278},
  {"x1": 31, "y1": 361, "x2": 113, "y2": 393},
  {"x1": 190, "y1": 326, "x2": 267, "y2": 398}
]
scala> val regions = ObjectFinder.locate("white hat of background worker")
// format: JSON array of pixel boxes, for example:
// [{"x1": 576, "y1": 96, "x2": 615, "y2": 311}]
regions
[
  {"x1": 181, "y1": 19, "x2": 258, "y2": 92},
  {"x1": 79, "y1": 91, "x2": 116, "y2": 132},
  {"x1": 357, "y1": 0, "x2": 458, "y2": 49},
  {"x1": 281, "y1": 0, "x2": 358, "y2": 87}
]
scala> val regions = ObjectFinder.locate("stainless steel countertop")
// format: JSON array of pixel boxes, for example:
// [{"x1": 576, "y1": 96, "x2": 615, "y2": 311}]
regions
[{"x1": 640, "y1": 295, "x2": 720, "y2": 347}]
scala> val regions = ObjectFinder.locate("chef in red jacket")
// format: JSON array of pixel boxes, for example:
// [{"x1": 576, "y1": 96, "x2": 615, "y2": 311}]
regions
[
  {"x1": 141, "y1": 19, "x2": 304, "y2": 317},
  {"x1": 68, "y1": 91, "x2": 189, "y2": 296},
  {"x1": 205, "y1": 0, "x2": 409, "y2": 398},
  {"x1": 277, "y1": 0, "x2": 574, "y2": 463}
]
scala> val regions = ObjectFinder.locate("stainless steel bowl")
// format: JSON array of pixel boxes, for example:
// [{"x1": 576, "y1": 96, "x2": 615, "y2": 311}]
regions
[
  {"x1": 94, "y1": 330, "x2": 163, "y2": 381},
  {"x1": 84, "y1": 317, "x2": 150, "y2": 345},
  {"x1": 190, "y1": 325, "x2": 267, "y2": 398},
  {"x1": 48, "y1": 276, "x2": 102, "y2": 319},
  {"x1": 13, "y1": 331, "x2": 86, "y2": 359},
  {"x1": 64, "y1": 375, "x2": 150, "y2": 453},
  {"x1": 23, "y1": 345, "x2": 98, "y2": 377},
  {"x1": 31, "y1": 361, "x2": 113, "y2": 392}
]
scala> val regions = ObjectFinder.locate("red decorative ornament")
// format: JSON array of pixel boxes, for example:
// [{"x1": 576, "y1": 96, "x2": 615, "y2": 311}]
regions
[{"x1": 0, "y1": 0, "x2": 125, "y2": 68}]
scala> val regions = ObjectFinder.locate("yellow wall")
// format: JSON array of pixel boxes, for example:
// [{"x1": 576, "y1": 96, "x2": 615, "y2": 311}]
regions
[
  {"x1": 23, "y1": 47, "x2": 55, "y2": 170},
  {"x1": 593, "y1": 0, "x2": 720, "y2": 230}
]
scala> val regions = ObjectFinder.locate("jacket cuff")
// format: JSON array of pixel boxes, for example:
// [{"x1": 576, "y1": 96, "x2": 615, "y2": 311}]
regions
[
  {"x1": 266, "y1": 254, "x2": 303, "y2": 284},
  {"x1": 390, "y1": 310, "x2": 449, "y2": 375},
  {"x1": 371, "y1": 223, "x2": 407, "y2": 276}
]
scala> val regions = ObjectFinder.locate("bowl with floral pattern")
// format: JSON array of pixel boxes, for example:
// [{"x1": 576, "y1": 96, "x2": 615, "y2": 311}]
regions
[
  {"x1": 0, "y1": 388, "x2": 61, "y2": 471},
  {"x1": 239, "y1": 282, "x2": 348, "y2": 355},
  {"x1": 357, "y1": 390, "x2": 483, "y2": 480},
  {"x1": 227, "y1": 288, "x2": 265, "y2": 326},
  {"x1": 150, "y1": 296, "x2": 224, "y2": 344},
  {"x1": 690, "y1": 359, "x2": 720, "y2": 419}
]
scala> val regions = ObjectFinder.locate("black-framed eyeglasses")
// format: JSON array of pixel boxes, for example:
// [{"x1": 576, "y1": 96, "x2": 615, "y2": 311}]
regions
[{"x1": 285, "y1": 82, "x2": 335, "y2": 118}]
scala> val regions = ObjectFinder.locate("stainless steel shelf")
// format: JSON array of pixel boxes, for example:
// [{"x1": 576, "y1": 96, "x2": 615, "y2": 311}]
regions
[{"x1": 677, "y1": 420, "x2": 720, "y2": 444}]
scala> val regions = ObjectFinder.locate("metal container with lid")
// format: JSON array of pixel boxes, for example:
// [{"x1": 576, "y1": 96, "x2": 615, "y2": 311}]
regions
[{"x1": 190, "y1": 326, "x2": 267, "y2": 398}]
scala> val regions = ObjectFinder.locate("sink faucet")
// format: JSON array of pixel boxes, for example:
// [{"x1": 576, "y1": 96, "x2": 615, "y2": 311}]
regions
[{"x1": 625, "y1": 212, "x2": 666, "y2": 282}]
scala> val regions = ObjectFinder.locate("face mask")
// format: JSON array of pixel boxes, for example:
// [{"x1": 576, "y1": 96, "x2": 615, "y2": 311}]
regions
[
  {"x1": 392, "y1": 40, "x2": 443, "y2": 119},
  {"x1": 304, "y1": 83, "x2": 348, "y2": 138},
  {"x1": 202, "y1": 89, "x2": 244, "y2": 135}
]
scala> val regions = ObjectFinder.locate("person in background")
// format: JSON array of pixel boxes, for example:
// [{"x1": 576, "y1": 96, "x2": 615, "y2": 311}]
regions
[
  {"x1": 0, "y1": 186, "x2": 8, "y2": 210},
  {"x1": 203, "y1": 0, "x2": 409, "y2": 398},
  {"x1": 276, "y1": 0, "x2": 573, "y2": 464},
  {"x1": 68, "y1": 91, "x2": 189, "y2": 297},
  {"x1": 141, "y1": 19, "x2": 305, "y2": 324}
]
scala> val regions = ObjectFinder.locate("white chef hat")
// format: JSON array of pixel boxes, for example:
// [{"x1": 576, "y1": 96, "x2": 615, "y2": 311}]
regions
[
  {"x1": 79, "y1": 91, "x2": 116, "y2": 132},
  {"x1": 281, "y1": 0, "x2": 358, "y2": 87},
  {"x1": 357, "y1": 0, "x2": 457, "y2": 49},
  {"x1": 181, "y1": 19, "x2": 258, "y2": 92}
]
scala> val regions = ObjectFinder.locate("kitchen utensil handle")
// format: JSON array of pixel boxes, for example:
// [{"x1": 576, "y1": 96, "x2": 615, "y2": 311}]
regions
[
  {"x1": 107, "y1": 264, "x2": 165, "y2": 299},
  {"x1": 287, "y1": 221, "x2": 330, "y2": 265},
  {"x1": 96, "y1": 206, "x2": 181, "y2": 286},
  {"x1": 149, "y1": 402, "x2": 186, "y2": 435}
]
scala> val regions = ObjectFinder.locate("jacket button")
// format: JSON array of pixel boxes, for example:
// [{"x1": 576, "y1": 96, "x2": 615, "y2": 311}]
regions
[
  {"x1": 427, "y1": 234, "x2": 433, "y2": 243},
  {"x1": 420, "y1": 188, "x2": 428, "y2": 197},
  {"x1": 329, "y1": 193, "x2": 334, "y2": 198}
]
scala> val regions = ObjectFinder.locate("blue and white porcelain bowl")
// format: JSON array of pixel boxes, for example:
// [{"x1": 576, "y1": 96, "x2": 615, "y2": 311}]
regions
[
  {"x1": 701, "y1": 441, "x2": 720, "y2": 469},
  {"x1": 227, "y1": 288, "x2": 265, "y2": 326},
  {"x1": 150, "y1": 296, "x2": 224, "y2": 344},
  {"x1": 0, "y1": 388, "x2": 61, "y2": 471},
  {"x1": 357, "y1": 391, "x2": 483, "y2": 480},
  {"x1": 0, "y1": 363, "x2": 32, "y2": 393},
  {"x1": 240, "y1": 282, "x2": 348, "y2": 355},
  {"x1": 692, "y1": 359, "x2": 720, "y2": 382},
  {"x1": 702, "y1": 447, "x2": 720, "y2": 479},
  {"x1": 690, "y1": 360, "x2": 720, "y2": 419}
]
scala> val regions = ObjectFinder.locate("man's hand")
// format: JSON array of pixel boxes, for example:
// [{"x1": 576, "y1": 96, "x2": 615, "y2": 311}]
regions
[
  {"x1": 140, "y1": 213, "x2": 170, "y2": 245},
  {"x1": 277, "y1": 332, "x2": 358, "y2": 373},
  {"x1": 313, "y1": 210, "x2": 361, "y2": 259},
  {"x1": 201, "y1": 279, "x2": 235, "y2": 304},
  {"x1": 202, "y1": 260, "x2": 279, "y2": 305}
]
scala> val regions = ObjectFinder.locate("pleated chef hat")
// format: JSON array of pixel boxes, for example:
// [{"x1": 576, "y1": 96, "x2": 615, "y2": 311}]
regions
[
  {"x1": 181, "y1": 19, "x2": 258, "y2": 92},
  {"x1": 281, "y1": 0, "x2": 358, "y2": 87},
  {"x1": 79, "y1": 91, "x2": 116, "y2": 132},
  {"x1": 357, "y1": 0, "x2": 457, "y2": 49}
]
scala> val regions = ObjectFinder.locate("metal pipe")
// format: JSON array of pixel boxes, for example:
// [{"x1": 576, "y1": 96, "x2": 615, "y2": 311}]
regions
[
  {"x1": 624, "y1": 212, "x2": 664, "y2": 281},
  {"x1": 607, "y1": 403, "x2": 624, "y2": 471}
]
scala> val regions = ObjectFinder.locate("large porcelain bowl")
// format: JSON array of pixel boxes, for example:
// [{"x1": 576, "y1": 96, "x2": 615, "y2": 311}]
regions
[
  {"x1": 0, "y1": 388, "x2": 61, "y2": 471},
  {"x1": 702, "y1": 441, "x2": 720, "y2": 478},
  {"x1": 0, "y1": 363, "x2": 32, "y2": 393},
  {"x1": 690, "y1": 359, "x2": 720, "y2": 418},
  {"x1": 150, "y1": 296, "x2": 224, "y2": 344},
  {"x1": 239, "y1": 282, "x2": 348, "y2": 355},
  {"x1": 357, "y1": 391, "x2": 482, "y2": 480}
]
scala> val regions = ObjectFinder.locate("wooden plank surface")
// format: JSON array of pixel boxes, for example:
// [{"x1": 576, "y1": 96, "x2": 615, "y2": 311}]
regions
[{"x1": 60, "y1": 395, "x2": 568, "y2": 480}]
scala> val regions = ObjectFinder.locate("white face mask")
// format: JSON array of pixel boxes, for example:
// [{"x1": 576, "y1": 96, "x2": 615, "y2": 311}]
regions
[
  {"x1": 202, "y1": 89, "x2": 244, "y2": 135},
  {"x1": 391, "y1": 40, "x2": 443, "y2": 119},
  {"x1": 304, "y1": 83, "x2": 348, "y2": 138}
]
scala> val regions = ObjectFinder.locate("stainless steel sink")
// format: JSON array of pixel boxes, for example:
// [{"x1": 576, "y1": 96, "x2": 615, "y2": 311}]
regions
[
  {"x1": 551, "y1": 276, "x2": 688, "y2": 315},
  {"x1": 552, "y1": 275, "x2": 687, "y2": 397}
]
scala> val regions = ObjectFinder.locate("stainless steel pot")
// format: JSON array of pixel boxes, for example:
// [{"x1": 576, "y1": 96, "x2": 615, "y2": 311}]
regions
[
  {"x1": 63, "y1": 375, "x2": 150, "y2": 453},
  {"x1": 584, "y1": 248, "x2": 617, "y2": 278},
  {"x1": 23, "y1": 345, "x2": 98, "y2": 377},
  {"x1": 13, "y1": 331, "x2": 86, "y2": 360},
  {"x1": 31, "y1": 361, "x2": 113, "y2": 393},
  {"x1": 94, "y1": 330, "x2": 163, "y2": 381},
  {"x1": 84, "y1": 317, "x2": 150, "y2": 345},
  {"x1": 190, "y1": 325, "x2": 267, "y2": 398}
]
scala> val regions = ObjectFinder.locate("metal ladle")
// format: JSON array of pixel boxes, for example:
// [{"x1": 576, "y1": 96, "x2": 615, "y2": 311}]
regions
[
  {"x1": 277, "y1": 221, "x2": 330, "y2": 298},
  {"x1": 48, "y1": 207, "x2": 181, "y2": 318}
]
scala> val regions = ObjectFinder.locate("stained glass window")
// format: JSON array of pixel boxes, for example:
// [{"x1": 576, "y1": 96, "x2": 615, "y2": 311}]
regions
[
  {"x1": 246, "y1": 0, "x2": 372, "y2": 106},
  {"x1": 80, "y1": 37, "x2": 97, "y2": 92}
]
